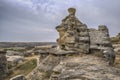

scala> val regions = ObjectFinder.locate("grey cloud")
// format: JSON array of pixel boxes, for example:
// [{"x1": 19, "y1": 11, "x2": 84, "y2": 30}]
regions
[
  {"x1": 0, "y1": 0, "x2": 120, "y2": 42},
  {"x1": 73, "y1": 0, "x2": 120, "y2": 36},
  {"x1": 0, "y1": 0, "x2": 58, "y2": 42}
]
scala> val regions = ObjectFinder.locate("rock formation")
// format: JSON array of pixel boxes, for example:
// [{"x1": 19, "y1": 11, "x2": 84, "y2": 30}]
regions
[
  {"x1": 27, "y1": 54, "x2": 120, "y2": 80},
  {"x1": 15, "y1": 8, "x2": 119, "y2": 80},
  {"x1": 89, "y1": 25, "x2": 111, "y2": 51},
  {"x1": 56, "y1": 8, "x2": 90, "y2": 53},
  {"x1": 0, "y1": 51, "x2": 8, "y2": 80},
  {"x1": 56, "y1": 8, "x2": 114, "y2": 59}
]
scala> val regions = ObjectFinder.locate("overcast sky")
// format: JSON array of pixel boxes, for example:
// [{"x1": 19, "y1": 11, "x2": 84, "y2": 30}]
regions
[{"x1": 0, "y1": 0, "x2": 120, "y2": 42}]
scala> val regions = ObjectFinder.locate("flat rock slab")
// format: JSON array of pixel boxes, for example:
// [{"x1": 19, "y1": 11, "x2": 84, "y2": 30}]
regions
[
  {"x1": 27, "y1": 54, "x2": 120, "y2": 80},
  {"x1": 48, "y1": 49, "x2": 79, "y2": 55}
]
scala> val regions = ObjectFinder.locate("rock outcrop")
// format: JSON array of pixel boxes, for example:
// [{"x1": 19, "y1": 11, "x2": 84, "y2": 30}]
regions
[
  {"x1": 24, "y1": 8, "x2": 119, "y2": 80},
  {"x1": 0, "y1": 51, "x2": 8, "y2": 80},
  {"x1": 27, "y1": 54, "x2": 120, "y2": 80},
  {"x1": 56, "y1": 8, "x2": 89, "y2": 54},
  {"x1": 89, "y1": 25, "x2": 111, "y2": 51},
  {"x1": 56, "y1": 8, "x2": 113, "y2": 54},
  {"x1": 50, "y1": 55, "x2": 120, "y2": 80}
]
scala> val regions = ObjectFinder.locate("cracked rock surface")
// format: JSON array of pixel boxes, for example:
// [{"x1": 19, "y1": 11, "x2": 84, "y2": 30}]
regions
[{"x1": 27, "y1": 54, "x2": 120, "y2": 80}]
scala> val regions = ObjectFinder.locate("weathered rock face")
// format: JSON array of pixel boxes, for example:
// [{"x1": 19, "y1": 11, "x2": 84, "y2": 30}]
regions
[
  {"x1": 0, "y1": 51, "x2": 8, "y2": 80},
  {"x1": 56, "y1": 8, "x2": 113, "y2": 54},
  {"x1": 26, "y1": 55, "x2": 61, "y2": 80},
  {"x1": 28, "y1": 54, "x2": 120, "y2": 80},
  {"x1": 26, "y1": 8, "x2": 118, "y2": 80},
  {"x1": 89, "y1": 25, "x2": 111, "y2": 50},
  {"x1": 50, "y1": 55, "x2": 120, "y2": 80},
  {"x1": 56, "y1": 8, "x2": 90, "y2": 53}
]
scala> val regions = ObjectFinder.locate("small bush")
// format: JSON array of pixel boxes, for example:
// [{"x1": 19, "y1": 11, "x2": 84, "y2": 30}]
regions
[{"x1": 111, "y1": 36, "x2": 120, "y2": 43}]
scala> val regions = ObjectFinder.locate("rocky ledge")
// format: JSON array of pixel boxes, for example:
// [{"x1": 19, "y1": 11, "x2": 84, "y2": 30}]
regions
[
  {"x1": 27, "y1": 53, "x2": 120, "y2": 80},
  {"x1": 10, "y1": 8, "x2": 119, "y2": 80}
]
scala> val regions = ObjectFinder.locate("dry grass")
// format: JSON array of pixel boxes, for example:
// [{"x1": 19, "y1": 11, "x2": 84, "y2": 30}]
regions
[
  {"x1": 115, "y1": 54, "x2": 120, "y2": 69},
  {"x1": 5, "y1": 59, "x2": 37, "y2": 80},
  {"x1": 111, "y1": 34, "x2": 120, "y2": 44}
]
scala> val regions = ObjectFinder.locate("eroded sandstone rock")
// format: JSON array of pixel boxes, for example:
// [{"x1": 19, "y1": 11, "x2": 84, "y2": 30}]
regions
[
  {"x1": 56, "y1": 8, "x2": 89, "y2": 54},
  {"x1": 0, "y1": 51, "x2": 8, "y2": 80},
  {"x1": 56, "y1": 8, "x2": 115, "y2": 64},
  {"x1": 26, "y1": 8, "x2": 118, "y2": 80},
  {"x1": 89, "y1": 25, "x2": 111, "y2": 50}
]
